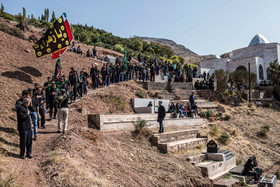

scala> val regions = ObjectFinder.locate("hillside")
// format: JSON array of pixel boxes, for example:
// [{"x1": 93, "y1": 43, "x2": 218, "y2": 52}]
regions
[
  {"x1": 0, "y1": 30, "x2": 212, "y2": 186},
  {"x1": 140, "y1": 37, "x2": 214, "y2": 64}
]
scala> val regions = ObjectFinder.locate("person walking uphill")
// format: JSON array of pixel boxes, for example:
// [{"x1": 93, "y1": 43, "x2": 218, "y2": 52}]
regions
[
  {"x1": 56, "y1": 88, "x2": 70, "y2": 134},
  {"x1": 157, "y1": 101, "x2": 166, "y2": 133}
]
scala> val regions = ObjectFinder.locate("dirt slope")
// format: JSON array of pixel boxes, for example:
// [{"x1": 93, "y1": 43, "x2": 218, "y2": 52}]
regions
[
  {"x1": 0, "y1": 30, "x2": 211, "y2": 186},
  {"x1": 199, "y1": 103, "x2": 280, "y2": 170}
]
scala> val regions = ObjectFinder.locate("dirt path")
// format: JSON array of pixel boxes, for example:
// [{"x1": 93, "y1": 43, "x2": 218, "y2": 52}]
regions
[{"x1": 10, "y1": 117, "x2": 59, "y2": 186}]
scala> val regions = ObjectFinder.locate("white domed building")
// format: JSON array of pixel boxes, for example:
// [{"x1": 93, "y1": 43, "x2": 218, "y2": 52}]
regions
[{"x1": 199, "y1": 34, "x2": 278, "y2": 83}]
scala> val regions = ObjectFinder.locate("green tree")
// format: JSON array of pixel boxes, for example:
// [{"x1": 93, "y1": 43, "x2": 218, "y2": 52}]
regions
[
  {"x1": 229, "y1": 71, "x2": 257, "y2": 87},
  {"x1": 50, "y1": 11, "x2": 56, "y2": 22},
  {"x1": 130, "y1": 39, "x2": 143, "y2": 51},
  {"x1": 268, "y1": 60, "x2": 280, "y2": 85},
  {"x1": 215, "y1": 69, "x2": 229, "y2": 93},
  {"x1": 44, "y1": 8, "x2": 49, "y2": 21},
  {"x1": 0, "y1": 3, "x2": 4, "y2": 15},
  {"x1": 31, "y1": 14, "x2": 34, "y2": 19},
  {"x1": 22, "y1": 7, "x2": 26, "y2": 17}
]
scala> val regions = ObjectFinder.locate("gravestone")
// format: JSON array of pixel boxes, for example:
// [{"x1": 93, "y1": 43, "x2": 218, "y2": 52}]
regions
[
  {"x1": 207, "y1": 140, "x2": 218, "y2": 153},
  {"x1": 104, "y1": 55, "x2": 117, "y2": 64}
]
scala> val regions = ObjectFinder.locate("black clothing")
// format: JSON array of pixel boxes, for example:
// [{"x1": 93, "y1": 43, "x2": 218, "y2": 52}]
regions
[
  {"x1": 158, "y1": 105, "x2": 166, "y2": 119},
  {"x1": 18, "y1": 105, "x2": 32, "y2": 131},
  {"x1": 20, "y1": 130, "x2": 32, "y2": 157},
  {"x1": 57, "y1": 94, "x2": 69, "y2": 108},
  {"x1": 16, "y1": 98, "x2": 24, "y2": 131},
  {"x1": 49, "y1": 88, "x2": 59, "y2": 119}
]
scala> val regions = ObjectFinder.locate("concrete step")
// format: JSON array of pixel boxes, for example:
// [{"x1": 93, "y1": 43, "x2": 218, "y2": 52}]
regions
[
  {"x1": 158, "y1": 137, "x2": 208, "y2": 153},
  {"x1": 151, "y1": 129, "x2": 199, "y2": 144}
]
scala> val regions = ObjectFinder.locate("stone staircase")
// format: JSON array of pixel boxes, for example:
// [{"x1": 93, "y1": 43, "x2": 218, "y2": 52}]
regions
[{"x1": 150, "y1": 129, "x2": 208, "y2": 153}]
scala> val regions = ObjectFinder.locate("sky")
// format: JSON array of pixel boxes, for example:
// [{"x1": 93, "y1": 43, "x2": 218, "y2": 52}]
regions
[{"x1": 1, "y1": 0, "x2": 280, "y2": 55}]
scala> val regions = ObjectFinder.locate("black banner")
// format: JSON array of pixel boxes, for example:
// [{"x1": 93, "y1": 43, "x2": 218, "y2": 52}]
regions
[{"x1": 33, "y1": 16, "x2": 71, "y2": 58}]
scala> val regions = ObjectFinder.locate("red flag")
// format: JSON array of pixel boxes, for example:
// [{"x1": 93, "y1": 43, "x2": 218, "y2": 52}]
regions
[{"x1": 51, "y1": 19, "x2": 73, "y2": 59}]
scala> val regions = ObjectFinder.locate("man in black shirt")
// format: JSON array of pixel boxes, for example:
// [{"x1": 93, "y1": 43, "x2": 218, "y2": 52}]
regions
[
  {"x1": 92, "y1": 46, "x2": 98, "y2": 59},
  {"x1": 157, "y1": 101, "x2": 166, "y2": 133},
  {"x1": 16, "y1": 90, "x2": 29, "y2": 131},
  {"x1": 43, "y1": 77, "x2": 52, "y2": 113},
  {"x1": 18, "y1": 98, "x2": 33, "y2": 159},
  {"x1": 56, "y1": 88, "x2": 70, "y2": 134},
  {"x1": 90, "y1": 64, "x2": 99, "y2": 89},
  {"x1": 69, "y1": 70, "x2": 79, "y2": 102},
  {"x1": 101, "y1": 64, "x2": 107, "y2": 87},
  {"x1": 48, "y1": 83, "x2": 59, "y2": 120},
  {"x1": 34, "y1": 87, "x2": 46, "y2": 129},
  {"x1": 150, "y1": 65, "x2": 155, "y2": 82},
  {"x1": 78, "y1": 71, "x2": 87, "y2": 97}
]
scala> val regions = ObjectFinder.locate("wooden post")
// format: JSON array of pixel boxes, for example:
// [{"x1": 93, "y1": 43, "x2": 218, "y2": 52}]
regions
[{"x1": 248, "y1": 62, "x2": 251, "y2": 103}]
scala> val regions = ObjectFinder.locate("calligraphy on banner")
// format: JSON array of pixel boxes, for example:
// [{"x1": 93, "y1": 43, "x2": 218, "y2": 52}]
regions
[{"x1": 33, "y1": 16, "x2": 71, "y2": 58}]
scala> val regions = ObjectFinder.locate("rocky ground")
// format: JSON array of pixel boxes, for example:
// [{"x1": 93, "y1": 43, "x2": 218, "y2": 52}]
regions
[{"x1": 198, "y1": 103, "x2": 280, "y2": 170}]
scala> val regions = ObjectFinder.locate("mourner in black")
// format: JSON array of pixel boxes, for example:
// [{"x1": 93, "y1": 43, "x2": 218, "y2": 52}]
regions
[{"x1": 18, "y1": 98, "x2": 33, "y2": 159}]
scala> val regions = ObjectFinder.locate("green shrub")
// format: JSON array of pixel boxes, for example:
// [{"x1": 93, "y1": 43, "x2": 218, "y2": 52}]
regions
[
  {"x1": 236, "y1": 158, "x2": 242, "y2": 165},
  {"x1": 247, "y1": 111, "x2": 251, "y2": 115},
  {"x1": 258, "y1": 124, "x2": 270, "y2": 137},
  {"x1": 109, "y1": 92, "x2": 126, "y2": 111},
  {"x1": 206, "y1": 110, "x2": 213, "y2": 118},
  {"x1": 136, "y1": 91, "x2": 145, "y2": 98},
  {"x1": 249, "y1": 108, "x2": 255, "y2": 112},
  {"x1": 200, "y1": 111, "x2": 206, "y2": 118},
  {"x1": 248, "y1": 102, "x2": 253, "y2": 107},
  {"x1": 218, "y1": 131, "x2": 230, "y2": 144},
  {"x1": 275, "y1": 170, "x2": 280, "y2": 179},
  {"x1": 133, "y1": 118, "x2": 151, "y2": 139},
  {"x1": 162, "y1": 90, "x2": 168, "y2": 93},
  {"x1": 263, "y1": 124, "x2": 270, "y2": 131},
  {"x1": 210, "y1": 125, "x2": 219, "y2": 136},
  {"x1": 112, "y1": 44, "x2": 124, "y2": 53},
  {"x1": 263, "y1": 102, "x2": 272, "y2": 108},
  {"x1": 224, "y1": 114, "x2": 231, "y2": 120}
]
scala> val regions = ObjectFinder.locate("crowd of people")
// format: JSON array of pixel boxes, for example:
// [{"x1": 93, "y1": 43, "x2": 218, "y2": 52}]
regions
[
  {"x1": 15, "y1": 80, "x2": 70, "y2": 159},
  {"x1": 167, "y1": 92, "x2": 198, "y2": 118}
]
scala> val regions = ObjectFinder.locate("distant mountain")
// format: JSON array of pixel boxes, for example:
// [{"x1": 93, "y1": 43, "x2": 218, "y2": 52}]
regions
[{"x1": 140, "y1": 37, "x2": 214, "y2": 64}]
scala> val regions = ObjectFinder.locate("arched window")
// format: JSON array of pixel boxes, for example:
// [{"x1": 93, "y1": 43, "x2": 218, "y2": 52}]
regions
[
  {"x1": 236, "y1": 66, "x2": 247, "y2": 72},
  {"x1": 259, "y1": 65, "x2": 264, "y2": 80}
]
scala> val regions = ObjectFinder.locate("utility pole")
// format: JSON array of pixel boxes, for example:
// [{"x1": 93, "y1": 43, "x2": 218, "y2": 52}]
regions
[{"x1": 248, "y1": 62, "x2": 251, "y2": 103}]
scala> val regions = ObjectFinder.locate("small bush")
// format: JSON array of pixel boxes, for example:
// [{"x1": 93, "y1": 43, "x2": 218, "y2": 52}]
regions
[
  {"x1": 109, "y1": 92, "x2": 126, "y2": 111},
  {"x1": 205, "y1": 110, "x2": 213, "y2": 118},
  {"x1": 263, "y1": 102, "x2": 272, "y2": 108},
  {"x1": 217, "y1": 112, "x2": 223, "y2": 117},
  {"x1": 200, "y1": 111, "x2": 206, "y2": 118},
  {"x1": 133, "y1": 118, "x2": 151, "y2": 139},
  {"x1": 224, "y1": 114, "x2": 231, "y2": 121},
  {"x1": 263, "y1": 124, "x2": 270, "y2": 131},
  {"x1": 224, "y1": 172, "x2": 232, "y2": 179},
  {"x1": 247, "y1": 111, "x2": 251, "y2": 115},
  {"x1": 249, "y1": 108, "x2": 255, "y2": 112},
  {"x1": 248, "y1": 103, "x2": 253, "y2": 107},
  {"x1": 218, "y1": 131, "x2": 230, "y2": 144},
  {"x1": 196, "y1": 144, "x2": 204, "y2": 149},
  {"x1": 134, "y1": 118, "x2": 148, "y2": 132},
  {"x1": 275, "y1": 170, "x2": 280, "y2": 179},
  {"x1": 210, "y1": 125, "x2": 219, "y2": 136},
  {"x1": 258, "y1": 124, "x2": 270, "y2": 137},
  {"x1": 136, "y1": 91, "x2": 145, "y2": 98},
  {"x1": 236, "y1": 158, "x2": 242, "y2": 165},
  {"x1": 162, "y1": 90, "x2": 168, "y2": 93}
]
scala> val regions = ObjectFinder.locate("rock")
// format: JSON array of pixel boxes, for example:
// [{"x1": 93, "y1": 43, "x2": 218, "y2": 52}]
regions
[{"x1": 25, "y1": 49, "x2": 31, "y2": 53}]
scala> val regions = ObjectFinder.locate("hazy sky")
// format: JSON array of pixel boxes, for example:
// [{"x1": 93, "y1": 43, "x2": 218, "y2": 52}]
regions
[{"x1": 1, "y1": 0, "x2": 280, "y2": 55}]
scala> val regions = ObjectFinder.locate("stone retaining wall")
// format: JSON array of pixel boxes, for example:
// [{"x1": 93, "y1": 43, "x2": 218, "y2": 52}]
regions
[{"x1": 88, "y1": 113, "x2": 204, "y2": 131}]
